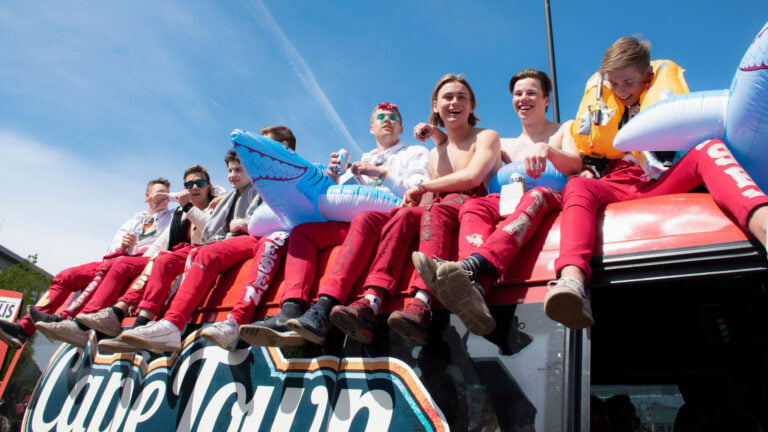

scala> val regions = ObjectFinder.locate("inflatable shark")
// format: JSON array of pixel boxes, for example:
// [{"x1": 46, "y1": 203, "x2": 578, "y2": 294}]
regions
[
  {"x1": 232, "y1": 129, "x2": 402, "y2": 235},
  {"x1": 614, "y1": 20, "x2": 768, "y2": 190}
]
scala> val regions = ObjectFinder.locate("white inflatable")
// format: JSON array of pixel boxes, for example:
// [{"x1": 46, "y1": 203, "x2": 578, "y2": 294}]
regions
[{"x1": 615, "y1": 21, "x2": 768, "y2": 190}]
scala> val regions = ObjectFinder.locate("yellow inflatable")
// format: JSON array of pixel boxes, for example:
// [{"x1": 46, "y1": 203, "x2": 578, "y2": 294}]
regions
[{"x1": 571, "y1": 60, "x2": 689, "y2": 160}]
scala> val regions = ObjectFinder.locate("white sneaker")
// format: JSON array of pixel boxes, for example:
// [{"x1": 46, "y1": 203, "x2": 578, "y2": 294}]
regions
[
  {"x1": 120, "y1": 320, "x2": 181, "y2": 352},
  {"x1": 76, "y1": 308, "x2": 123, "y2": 337},
  {"x1": 201, "y1": 317, "x2": 240, "y2": 351},
  {"x1": 543, "y1": 277, "x2": 594, "y2": 329},
  {"x1": 36, "y1": 320, "x2": 89, "y2": 348}
]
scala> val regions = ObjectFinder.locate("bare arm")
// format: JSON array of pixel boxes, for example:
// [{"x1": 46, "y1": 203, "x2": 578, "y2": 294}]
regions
[{"x1": 402, "y1": 129, "x2": 501, "y2": 206}]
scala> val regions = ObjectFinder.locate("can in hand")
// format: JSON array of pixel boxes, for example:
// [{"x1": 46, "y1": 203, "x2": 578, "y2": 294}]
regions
[{"x1": 334, "y1": 148, "x2": 350, "y2": 175}]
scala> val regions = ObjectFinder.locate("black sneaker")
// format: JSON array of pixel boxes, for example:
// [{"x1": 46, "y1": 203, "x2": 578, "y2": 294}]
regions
[
  {"x1": 0, "y1": 320, "x2": 28, "y2": 348},
  {"x1": 28, "y1": 305, "x2": 62, "y2": 324},
  {"x1": 286, "y1": 304, "x2": 331, "y2": 345},
  {"x1": 239, "y1": 313, "x2": 305, "y2": 347}
]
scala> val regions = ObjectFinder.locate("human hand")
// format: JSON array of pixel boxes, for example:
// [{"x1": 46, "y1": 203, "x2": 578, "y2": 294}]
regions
[
  {"x1": 121, "y1": 232, "x2": 138, "y2": 250},
  {"x1": 350, "y1": 161, "x2": 385, "y2": 179},
  {"x1": 523, "y1": 142, "x2": 549, "y2": 179},
  {"x1": 402, "y1": 187, "x2": 424, "y2": 207},
  {"x1": 229, "y1": 218, "x2": 248, "y2": 233},
  {"x1": 146, "y1": 191, "x2": 171, "y2": 206},
  {"x1": 176, "y1": 189, "x2": 191, "y2": 206},
  {"x1": 413, "y1": 123, "x2": 433, "y2": 142},
  {"x1": 326, "y1": 151, "x2": 345, "y2": 180},
  {"x1": 208, "y1": 195, "x2": 223, "y2": 210}
]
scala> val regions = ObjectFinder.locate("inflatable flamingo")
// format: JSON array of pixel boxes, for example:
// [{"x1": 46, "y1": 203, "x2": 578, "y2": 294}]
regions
[{"x1": 614, "y1": 20, "x2": 768, "y2": 190}]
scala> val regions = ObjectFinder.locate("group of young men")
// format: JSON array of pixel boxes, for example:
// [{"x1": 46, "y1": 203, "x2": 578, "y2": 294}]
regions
[{"x1": 3, "y1": 35, "x2": 768, "y2": 354}]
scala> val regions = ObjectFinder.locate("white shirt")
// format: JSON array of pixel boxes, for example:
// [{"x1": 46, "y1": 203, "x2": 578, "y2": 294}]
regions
[{"x1": 340, "y1": 141, "x2": 430, "y2": 198}]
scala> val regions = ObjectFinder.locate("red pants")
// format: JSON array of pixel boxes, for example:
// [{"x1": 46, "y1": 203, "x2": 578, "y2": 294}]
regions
[
  {"x1": 18, "y1": 261, "x2": 102, "y2": 334},
  {"x1": 458, "y1": 188, "x2": 562, "y2": 274},
  {"x1": 364, "y1": 193, "x2": 470, "y2": 295},
  {"x1": 164, "y1": 233, "x2": 288, "y2": 329},
  {"x1": 555, "y1": 139, "x2": 768, "y2": 281},
  {"x1": 120, "y1": 244, "x2": 193, "y2": 315},
  {"x1": 279, "y1": 220, "x2": 377, "y2": 306},
  {"x1": 69, "y1": 255, "x2": 150, "y2": 316}
]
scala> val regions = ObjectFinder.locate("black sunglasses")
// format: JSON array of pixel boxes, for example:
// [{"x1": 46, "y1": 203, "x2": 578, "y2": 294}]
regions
[{"x1": 183, "y1": 179, "x2": 208, "y2": 189}]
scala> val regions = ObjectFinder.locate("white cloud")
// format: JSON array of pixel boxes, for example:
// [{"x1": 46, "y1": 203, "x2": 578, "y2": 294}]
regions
[{"x1": 0, "y1": 130, "x2": 149, "y2": 275}]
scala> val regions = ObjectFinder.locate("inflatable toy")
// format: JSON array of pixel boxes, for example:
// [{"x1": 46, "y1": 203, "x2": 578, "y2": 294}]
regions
[
  {"x1": 488, "y1": 160, "x2": 567, "y2": 194},
  {"x1": 232, "y1": 130, "x2": 403, "y2": 231},
  {"x1": 571, "y1": 60, "x2": 688, "y2": 159},
  {"x1": 614, "y1": 21, "x2": 768, "y2": 191}
]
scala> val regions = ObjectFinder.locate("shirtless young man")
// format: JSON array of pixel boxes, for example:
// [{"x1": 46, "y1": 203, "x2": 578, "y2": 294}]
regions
[
  {"x1": 329, "y1": 73, "x2": 502, "y2": 345},
  {"x1": 412, "y1": 69, "x2": 582, "y2": 336}
]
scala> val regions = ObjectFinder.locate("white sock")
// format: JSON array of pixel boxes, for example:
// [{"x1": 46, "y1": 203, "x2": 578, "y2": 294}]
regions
[
  {"x1": 364, "y1": 293, "x2": 382, "y2": 314},
  {"x1": 414, "y1": 290, "x2": 432, "y2": 309}
]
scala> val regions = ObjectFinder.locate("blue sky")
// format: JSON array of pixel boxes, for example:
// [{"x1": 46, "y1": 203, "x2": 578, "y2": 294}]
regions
[{"x1": 1, "y1": 1, "x2": 767, "y2": 275}]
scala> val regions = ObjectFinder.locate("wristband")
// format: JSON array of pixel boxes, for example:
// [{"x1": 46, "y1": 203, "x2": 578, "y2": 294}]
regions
[{"x1": 182, "y1": 202, "x2": 194, "y2": 213}]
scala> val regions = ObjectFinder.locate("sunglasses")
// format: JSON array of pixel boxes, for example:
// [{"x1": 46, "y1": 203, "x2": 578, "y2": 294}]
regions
[
  {"x1": 376, "y1": 113, "x2": 399, "y2": 122},
  {"x1": 184, "y1": 179, "x2": 208, "y2": 189}
]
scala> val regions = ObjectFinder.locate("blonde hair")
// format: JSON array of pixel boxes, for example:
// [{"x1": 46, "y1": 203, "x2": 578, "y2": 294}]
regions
[{"x1": 599, "y1": 36, "x2": 651, "y2": 74}]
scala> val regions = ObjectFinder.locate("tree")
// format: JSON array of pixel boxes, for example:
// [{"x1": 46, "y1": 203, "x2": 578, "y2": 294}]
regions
[{"x1": 0, "y1": 255, "x2": 51, "y2": 429}]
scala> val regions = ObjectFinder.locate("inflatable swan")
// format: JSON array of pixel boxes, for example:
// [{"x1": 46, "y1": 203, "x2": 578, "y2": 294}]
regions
[
  {"x1": 232, "y1": 129, "x2": 403, "y2": 235},
  {"x1": 614, "y1": 20, "x2": 768, "y2": 190}
]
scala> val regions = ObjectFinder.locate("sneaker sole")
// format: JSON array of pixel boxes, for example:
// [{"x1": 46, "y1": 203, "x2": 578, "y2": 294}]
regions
[
  {"x1": 76, "y1": 315, "x2": 123, "y2": 337},
  {"x1": 329, "y1": 311, "x2": 373, "y2": 344},
  {"x1": 387, "y1": 313, "x2": 428, "y2": 346},
  {"x1": 200, "y1": 330, "x2": 238, "y2": 351},
  {"x1": 0, "y1": 329, "x2": 24, "y2": 349},
  {"x1": 285, "y1": 319, "x2": 326, "y2": 345},
  {"x1": 434, "y1": 264, "x2": 496, "y2": 335},
  {"x1": 36, "y1": 325, "x2": 88, "y2": 348},
  {"x1": 121, "y1": 333, "x2": 180, "y2": 352},
  {"x1": 543, "y1": 289, "x2": 594, "y2": 329},
  {"x1": 239, "y1": 325, "x2": 305, "y2": 347},
  {"x1": 98, "y1": 338, "x2": 161, "y2": 354},
  {"x1": 411, "y1": 252, "x2": 439, "y2": 293}
]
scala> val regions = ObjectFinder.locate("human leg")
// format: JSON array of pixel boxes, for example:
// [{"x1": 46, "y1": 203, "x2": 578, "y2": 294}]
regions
[{"x1": 203, "y1": 232, "x2": 289, "y2": 350}]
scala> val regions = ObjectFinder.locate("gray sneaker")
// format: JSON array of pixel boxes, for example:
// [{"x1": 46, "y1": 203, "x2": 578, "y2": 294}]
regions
[
  {"x1": 76, "y1": 308, "x2": 123, "y2": 337},
  {"x1": 98, "y1": 334, "x2": 160, "y2": 355},
  {"x1": 434, "y1": 261, "x2": 496, "y2": 336},
  {"x1": 201, "y1": 317, "x2": 240, "y2": 351},
  {"x1": 543, "y1": 277, "x2": 594, "y2": 329},
  {"x1": 239, "y1": 313, "x2": 305, "y2": 347},
  {"x1": 121, "y1": 320, "x2": 181, "y2": 352},
  {"x1": 411, "y1": 251, "x2": 443, "y2": 293},
  {"x1": 36, "y1": 320, "x2": 89, "y2": 348}
]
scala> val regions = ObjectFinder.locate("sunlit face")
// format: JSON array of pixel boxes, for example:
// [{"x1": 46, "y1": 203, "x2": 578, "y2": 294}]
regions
[
  {"x1": 512, "y1": 77, "x2": 548, "y2": 121},
  {"x1": 146, "y1": 183, "x2": 170, "y2": 212},
  {"x1": 433, "y1": 81, "x2": 473, "y2": 125},
  {"x1": 604, "y1": 66, "x2": 650, "y2": 107},
  {"x1": 227, "y1": 161, "x2": 250, "y2": 191},
  {"x1": 369, "y1": 108, "x2": 403, "y2": 141},
  {"x1": 183, "y1": 172, "x2": 211, "y2": 207}
]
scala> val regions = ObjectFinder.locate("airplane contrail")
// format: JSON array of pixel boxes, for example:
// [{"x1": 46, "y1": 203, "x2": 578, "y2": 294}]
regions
[{"x1": 244, "y1": 0, "x2": 362, "y2": 154}]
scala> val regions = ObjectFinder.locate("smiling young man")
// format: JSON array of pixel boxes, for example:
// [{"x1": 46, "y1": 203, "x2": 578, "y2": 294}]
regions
[
  {"x1": 412, "y1": 69, "x2": 582, "y2": 338},
  {"x1": 233, "y1": 103, "x2": 431, "y2": 348},
  {"x1": 329, "y1": 74, "x2": 502, "y2": 346},
  {"x1": 545, "y1": 37, "x2": 768, "y2": 330}
]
